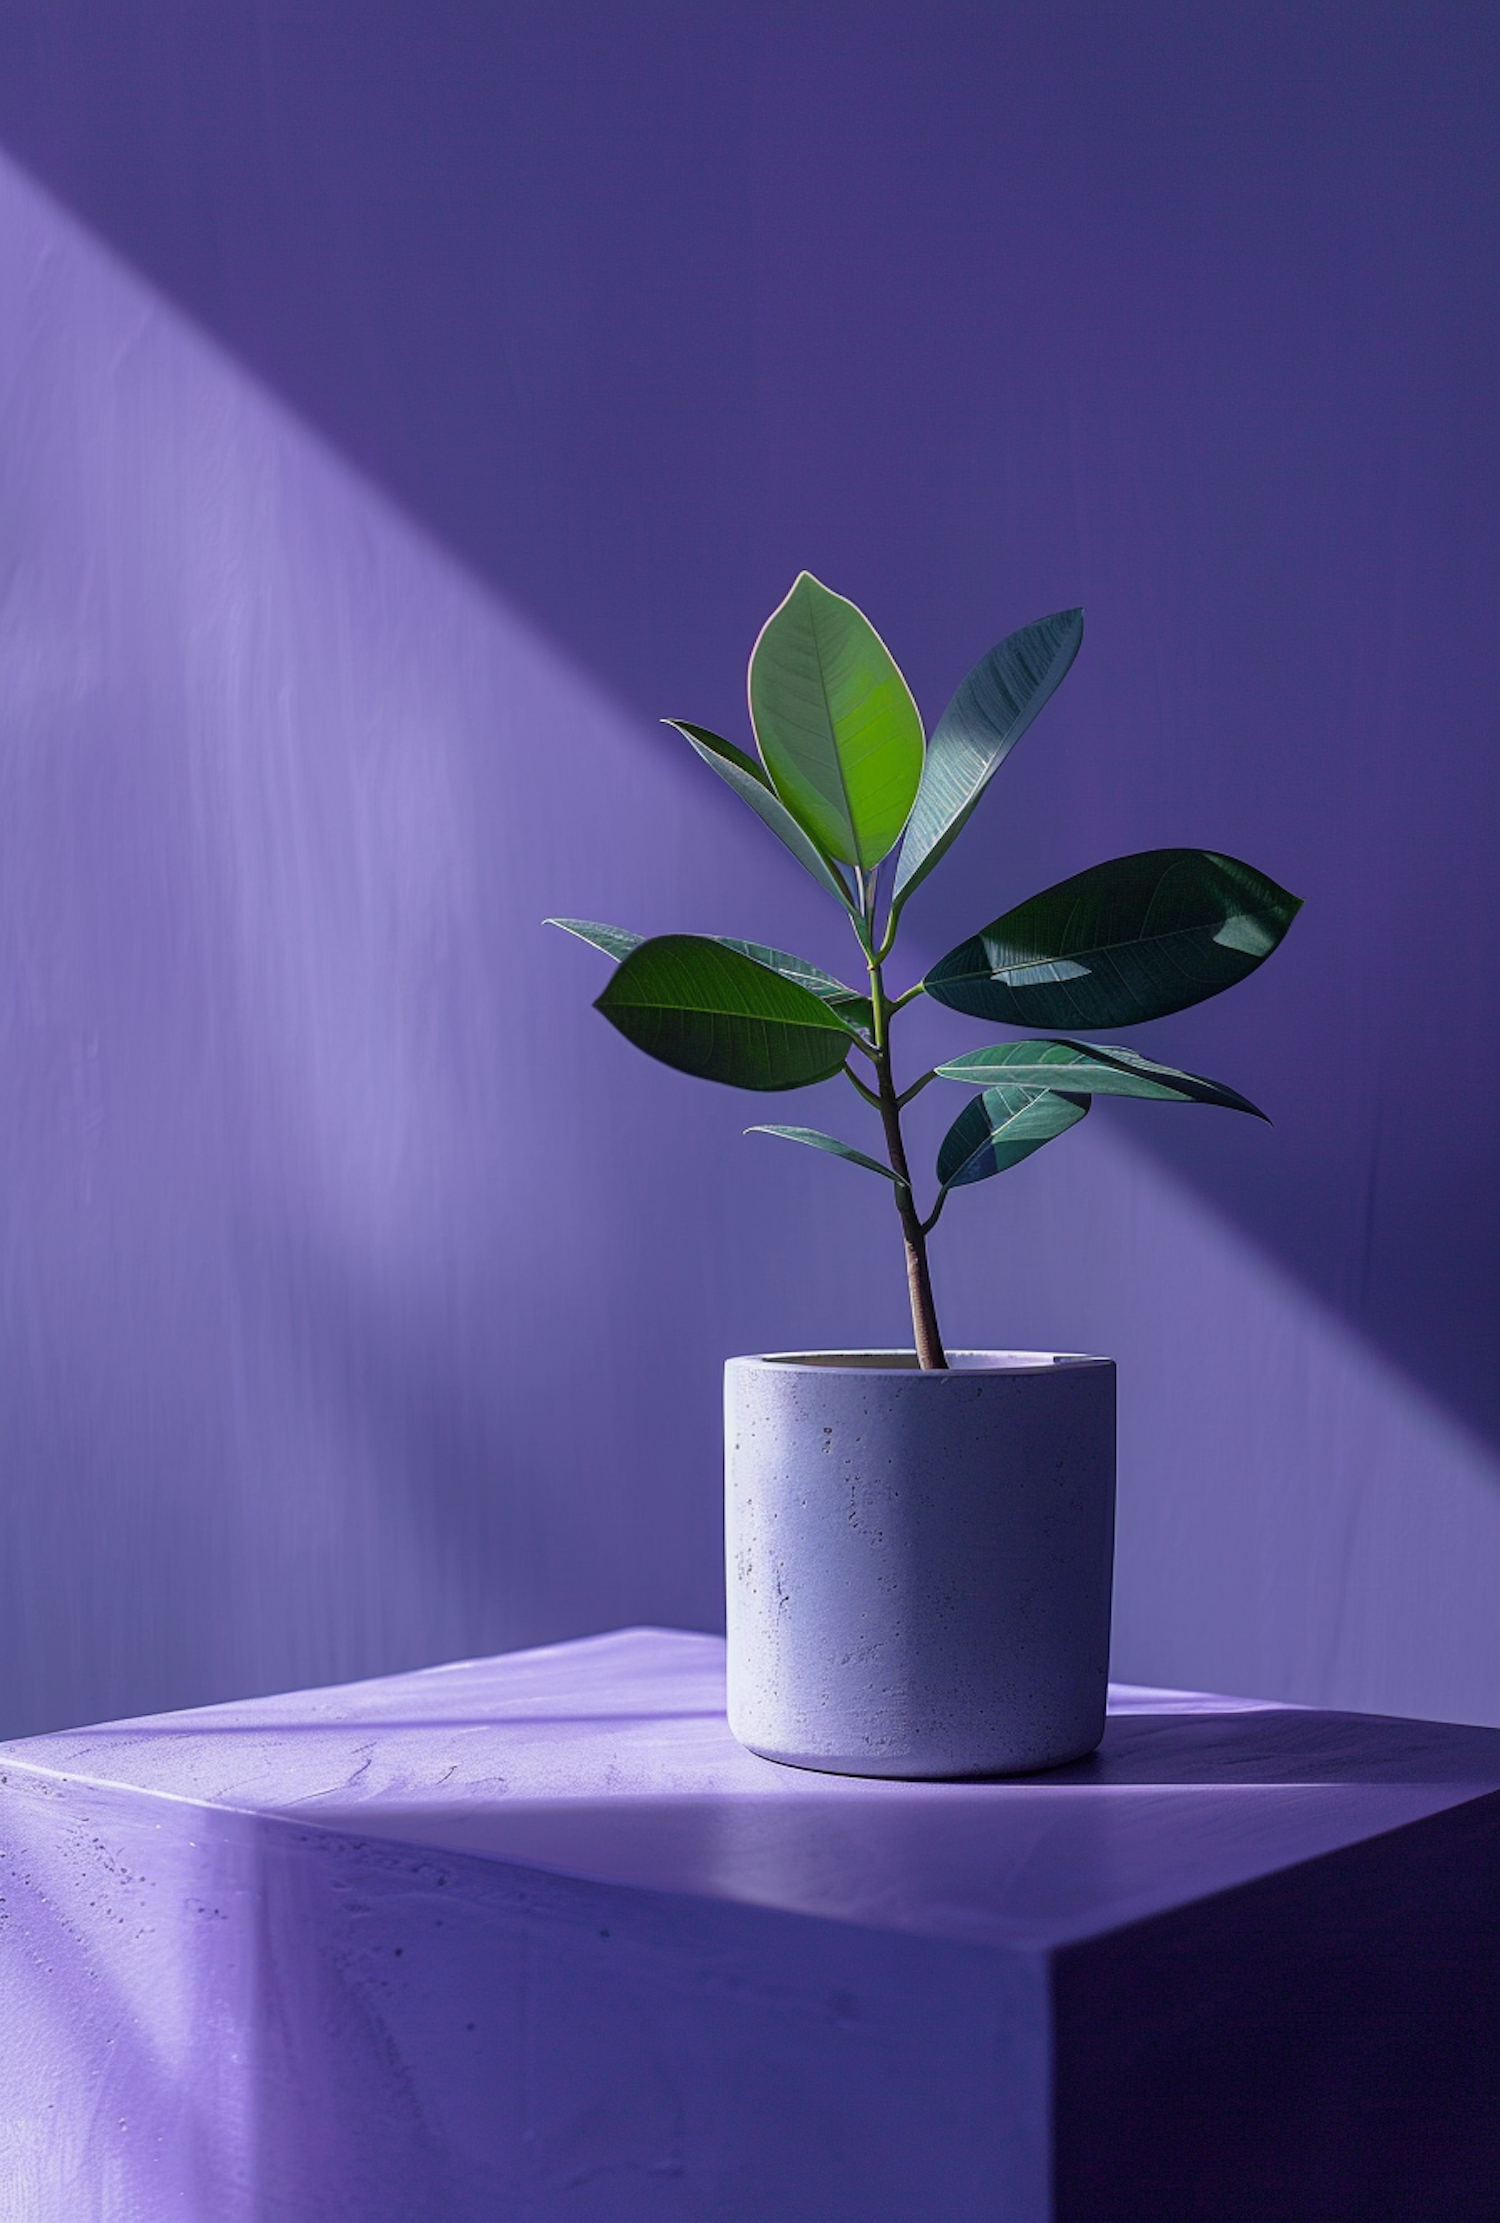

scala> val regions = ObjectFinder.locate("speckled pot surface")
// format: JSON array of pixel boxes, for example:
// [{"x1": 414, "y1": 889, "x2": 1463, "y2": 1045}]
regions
[{"x1": 725, "y1": 1351, "x2": 1116, "y2": 1779}]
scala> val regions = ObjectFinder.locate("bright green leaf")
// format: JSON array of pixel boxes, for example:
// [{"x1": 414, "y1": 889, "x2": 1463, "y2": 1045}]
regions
[
  {"x1": 746, "y1": 1125, "x2": 902, "y2": 1183},
  {"x1": 666, "y1": 721, "x2": 858, "y2": 915},
  {"x1": 935, "y1": 1038, "x2": 1268, "y2": 1119},
  {"x1": 936, "y1": 1086, "x2": 1090, "y2": 1190},
  {"x1": 923, "y1": 850, "x2": 1302, "y2": 1028},
  {"x1": 893, "y1": 608, "x2": 1084, "y2": 908},
  {"x1": 748, "y1": 574, "x2": 924, "y2": 869},
  {"x1": 595, "y1": 935, "x2": 853, "y2": 1091}
]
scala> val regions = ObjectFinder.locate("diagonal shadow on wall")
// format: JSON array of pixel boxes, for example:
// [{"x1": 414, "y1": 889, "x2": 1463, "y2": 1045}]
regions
[{"x1": 0, "y1": 0, "x2": 1494, "y2": 1453}]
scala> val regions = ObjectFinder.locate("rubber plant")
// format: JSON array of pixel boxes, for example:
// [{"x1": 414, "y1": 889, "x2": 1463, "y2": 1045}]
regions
[{"x1": 549, "y1": 575, "x2": 1299, "y2": 1369}]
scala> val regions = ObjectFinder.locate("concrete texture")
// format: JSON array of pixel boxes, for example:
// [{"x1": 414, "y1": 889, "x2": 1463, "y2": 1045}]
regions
[
  {"x1": 3, "y1": 1628, "x2": 1499, "y2": 2219},
  {"x1": 725, "y1": 1353, "x2": 1115, "y2": 1775}
]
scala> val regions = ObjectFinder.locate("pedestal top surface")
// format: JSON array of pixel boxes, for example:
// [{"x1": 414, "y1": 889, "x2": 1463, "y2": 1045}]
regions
[{"x1": 4, "y1": 1628, "x2": 1498, "y2": 1949}]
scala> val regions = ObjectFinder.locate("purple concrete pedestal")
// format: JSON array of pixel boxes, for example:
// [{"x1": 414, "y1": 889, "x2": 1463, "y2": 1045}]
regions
[{"x1": 1, "y1": 1629, "x2": 1498, "y2": 2220}]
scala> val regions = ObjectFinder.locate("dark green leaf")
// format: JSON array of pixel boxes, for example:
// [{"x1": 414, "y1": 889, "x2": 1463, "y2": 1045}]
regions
[
  {"x1": 715, "y1": 941, "x2": 855, "y2": 1001},
  {"x1": 550, "y1": 917, "x2": 876, "y2": 1037},
  {"x1": 666, "y1": 721, "x2": 770, "y2": 788},
  {"x1": 893, "y1": 609, "x2": 1084, "y2": 906},
  {"x1": 923, "y1": 849, "x2": 1302, "y2": 1028},
  {"x1": 714, "y1": 941, "x2": 875, "y2": 1036},
  {"x1": 595, "y1": 935, "x2": 854, "y2": 1091},
  {"x1": 820, "y1": 989, "x2": 876, "y2": 1035},
  {"x1": 748, "y1": 574, "x2": 924, "y2": 869},
  {"x1": 936, "y1": 1086, "x2": 1090, "y2": 1190},
  {"x1": 666, "y1": 721, "x2": 858, "y2": 915},
  {"x1": 935, "y1": 1038, "x2": 1267, "y2": 1118},
  {"x1": 544, "y1": 917, "x2": 645, "y2": 963},
  {"x1": 746, "y1": 1125, "x2": 902, "y2": 1183}
]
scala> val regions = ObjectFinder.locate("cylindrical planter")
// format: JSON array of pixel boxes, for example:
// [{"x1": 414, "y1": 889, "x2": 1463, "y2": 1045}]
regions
[{"x1": 725, "y1": 1351, "x2": 1116, "y2": 1779}]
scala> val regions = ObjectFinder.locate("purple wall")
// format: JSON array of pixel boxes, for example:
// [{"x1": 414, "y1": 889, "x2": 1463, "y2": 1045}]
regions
[{"x1": 1, "y1": 2, "x2": 1497, "y2": 1733}]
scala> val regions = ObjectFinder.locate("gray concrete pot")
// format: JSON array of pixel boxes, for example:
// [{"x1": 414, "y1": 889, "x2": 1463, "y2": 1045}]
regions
[{"x1": 725, "y1": 1351, "x2": 1116, "y2": 1778}]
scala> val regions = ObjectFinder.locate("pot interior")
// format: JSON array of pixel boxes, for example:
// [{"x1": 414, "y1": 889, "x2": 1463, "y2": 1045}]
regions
[{"x1": 758, "y1": 1350, "x2": 1098, "y2": 1371}]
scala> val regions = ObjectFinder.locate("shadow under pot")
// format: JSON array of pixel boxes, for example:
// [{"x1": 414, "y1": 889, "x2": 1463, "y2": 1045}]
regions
[{"x1": 725, "y1": 1351, "x2": 1116, "y2": 1780}]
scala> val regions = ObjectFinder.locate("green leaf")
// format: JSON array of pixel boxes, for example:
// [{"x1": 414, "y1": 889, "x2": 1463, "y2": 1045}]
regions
[
  {"x1": 713, "y1": 941, "x2": 875, "y2": 1036},
  {"x1": 935, "y1": 1038, "x2": 1268, "y2": 1119},
  {"x1": 746, "y1": 1125, "x2": 902, "y2": 1183},
  {"x1": 748, "y1": 574, "x2": 924, "y2": 870},
  {"x1": 595, "y1": 934, "x2": 854, "y2": 1091},
  {"x1": 666, "y1": 721, "x2": 858, "y2": 916},
  {"x1": 666, "y1": 721, "x2": 771, "y2": 788},
  {"x1": 549, "y1": 918, "x2": 874, "y2": 1037},
  {"x1": 893, "y1": 608, "x2": 1084, "y2": 907},
  {"x1": 923, "y1": 849, "x2": 1302, "y2": 1028},
  {"x1": 936, "y1": 1086, "x2": 1090, "y2": 1190},
  {"x1": 820, "y1": 989, "x2": 876, "y2": 1035},
  {"x1": 544, "y1": 917, "x2": 645, "y2": 963}
]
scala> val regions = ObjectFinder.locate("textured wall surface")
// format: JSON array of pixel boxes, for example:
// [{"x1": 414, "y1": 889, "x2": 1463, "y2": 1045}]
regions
[{"x1": 0, "y1": 2, "x2": 1496, "y2": 1733}]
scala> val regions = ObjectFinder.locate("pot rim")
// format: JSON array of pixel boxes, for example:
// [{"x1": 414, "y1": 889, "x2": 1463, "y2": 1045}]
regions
[{"x1": 730, "y1": 1348, "x2": 1112, "y2": 1374}]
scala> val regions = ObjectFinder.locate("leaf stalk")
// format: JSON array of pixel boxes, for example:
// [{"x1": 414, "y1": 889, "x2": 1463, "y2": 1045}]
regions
[
  {"x1": 896, "y1": 1068, "x2": 937, "y2": 1111},
  {"x1": 844, "y1": 1066, "x2": 883, "y2": 1110}
]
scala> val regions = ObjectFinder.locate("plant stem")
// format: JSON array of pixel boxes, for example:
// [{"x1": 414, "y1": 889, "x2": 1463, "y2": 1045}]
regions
[{"x1": 867, "y1": 953, "x2": 948, "y2": 1370}]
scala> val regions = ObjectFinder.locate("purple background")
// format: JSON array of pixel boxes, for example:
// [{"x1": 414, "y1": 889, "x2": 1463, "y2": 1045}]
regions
[{"x1": 0, "y1": 1, "x2": 1497, "y2": 1734}]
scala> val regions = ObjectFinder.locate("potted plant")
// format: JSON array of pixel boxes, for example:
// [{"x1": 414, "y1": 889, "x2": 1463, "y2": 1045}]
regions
[{"x1": 550, "y1": 575, "x2": 1298, "y2": 1777}]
